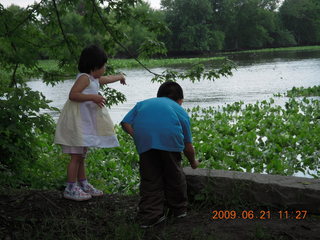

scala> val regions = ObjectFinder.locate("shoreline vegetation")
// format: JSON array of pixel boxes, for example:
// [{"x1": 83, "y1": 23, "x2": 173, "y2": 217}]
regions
[
  {"x1": 38, "y1": 45, "x2": 320, "y2": 72},
  {"x1": 219, "y1": 45, "x2": 320, "y2": 55}
]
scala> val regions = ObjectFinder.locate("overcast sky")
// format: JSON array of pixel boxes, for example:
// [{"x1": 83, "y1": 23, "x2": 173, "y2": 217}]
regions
[{"x1": 1, "y1": 0, "x2": 161, "y2": 9}]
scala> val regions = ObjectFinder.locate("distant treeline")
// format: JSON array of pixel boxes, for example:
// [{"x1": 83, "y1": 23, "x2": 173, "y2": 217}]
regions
[
  {"x1": 3, "y1": 0, "x2": 320, "y2": 58},
  {"x1": 159, "y1": 0, "x2": 320, "y2": 56}
]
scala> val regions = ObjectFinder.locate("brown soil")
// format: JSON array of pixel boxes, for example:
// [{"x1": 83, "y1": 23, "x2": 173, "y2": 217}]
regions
[{"x1": 0, "y1": 189, "x2": 319, "y2": 240}]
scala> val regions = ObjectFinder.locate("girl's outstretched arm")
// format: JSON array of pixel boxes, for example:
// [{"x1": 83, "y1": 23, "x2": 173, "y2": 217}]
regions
[
  {"x1": 99, "y1": 74, "x2": 126, "y2": 85},
  {"x1": 69, "y1": 75, "x2": 106, "y2": 107}
]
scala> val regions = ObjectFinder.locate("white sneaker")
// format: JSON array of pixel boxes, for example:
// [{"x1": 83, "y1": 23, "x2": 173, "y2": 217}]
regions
[
  {"x1": 80, "y1": 183, "x2": 104, "y2": 197},
  {"x1": 140, "y1": 215, "x2": 166, "y2": 229},
  {"x1": 63, "y1": 185, "x2": 92, "y2": 201},
  {"x1": 176, "y1": 212, "x2": 187, "y2": 218}
]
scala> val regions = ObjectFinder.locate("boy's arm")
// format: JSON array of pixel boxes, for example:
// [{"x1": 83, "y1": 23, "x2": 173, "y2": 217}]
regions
[
  {"x1": 183, "y1": 142, "x2": 199, "y2": 169},
  {"x1": 121, "y1": 122, "x2": 134, "y2": 137},
  {"x1": 99, "y1": 74, "x2": 126, "y2": 85}
]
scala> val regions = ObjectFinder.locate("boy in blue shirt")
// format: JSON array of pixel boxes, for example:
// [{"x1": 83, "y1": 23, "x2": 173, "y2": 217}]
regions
[{"x1": 121, "y1": 81, "x2": 199, "y2": 228}]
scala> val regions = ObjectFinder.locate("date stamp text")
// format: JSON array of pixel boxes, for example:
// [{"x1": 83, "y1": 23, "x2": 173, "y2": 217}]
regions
[{"x1": 211, "y1": 210, "x2": 308, "y2": 220}]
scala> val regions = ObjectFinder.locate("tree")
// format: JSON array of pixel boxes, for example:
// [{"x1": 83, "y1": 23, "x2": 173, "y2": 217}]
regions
[
  {"x1": 280, "y1": 0, "x2": 320, "y2": 45},
  {"x1": 269, "y1": 14, "x2": 297, "y2": 47},
  {"x1": 0, "y1": 4, "x2": 55, "y2": 179},
  {"x1": 161, "y1": 0, "x2": 225, "y2": 54},
  {"x1": 116, "y1": 2, "x2": 167, "y2": 58},
  {"x1": 209, "y1": 0, "x2": 238, "y2": 50},
  {"x1": 220, "y1": 0, "x2": 280, "y2": 50},
  {"x1": 162, "y1": 0, "x2": 283, "y2": 52}
]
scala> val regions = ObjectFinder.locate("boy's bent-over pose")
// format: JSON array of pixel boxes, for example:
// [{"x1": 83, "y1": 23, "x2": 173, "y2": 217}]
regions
[{"x1": 121, "y1": 81, "x2": 199, "y2": 228}]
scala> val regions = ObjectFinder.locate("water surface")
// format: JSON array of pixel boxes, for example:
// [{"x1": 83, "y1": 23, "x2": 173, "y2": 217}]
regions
[{"x1": 28, "y1": 50, "x2": 320, "y2": 123}]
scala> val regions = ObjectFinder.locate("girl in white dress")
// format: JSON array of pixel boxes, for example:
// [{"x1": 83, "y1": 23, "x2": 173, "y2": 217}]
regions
[{"x1": 54, "y1": 45, "x2": 126, "y2": 201}]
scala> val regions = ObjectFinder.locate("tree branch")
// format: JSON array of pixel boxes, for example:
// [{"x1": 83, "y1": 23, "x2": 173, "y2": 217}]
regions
[
  {"x1": 1, "y1": 0, "x2": 44, "y2": 37},
  {"x1": 10, "y1": 64, "x2": 19, "y2": 88},
  {"x1": 3, "y1": 19, "x2": 19, "y2": 88},
  {"x1": 90, "y1": 0, "x2": 160, "y2": 77},
  {"x1": 52, "y1": 0, "x2": 77, "y2": 63}
]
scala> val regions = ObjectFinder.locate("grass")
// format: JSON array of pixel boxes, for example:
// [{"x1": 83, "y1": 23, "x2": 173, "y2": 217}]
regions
[
  {"x1": 37, "y1": 59, "x2": 60, "y2": 71},
  {"x1": 37, "y1": 56, "x2": 226, "y2": 74},
  {"x1": 36, "y1": 45, "x2": 320, "y2": 73},
  {"x1": 221, "y1": 45, "x2": 320, "y2": 55},
  {"x1": 108, "y1": 56, "x2": 226, "y2": 69},
  {"x1": 0, "y1": 189, "x2": 143, "y2": 240}
]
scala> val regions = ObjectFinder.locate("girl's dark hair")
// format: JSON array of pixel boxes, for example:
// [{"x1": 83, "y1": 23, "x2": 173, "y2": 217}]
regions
[
  {"x1": 78, "y1": 45, "x2": 108, "y2": 73},
  {"x1": 157, "y1": 81, "x2": 184, "y2": 101}
]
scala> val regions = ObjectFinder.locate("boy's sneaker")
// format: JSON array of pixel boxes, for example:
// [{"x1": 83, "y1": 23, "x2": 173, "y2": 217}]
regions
[
  {"x1": 167, "y1": 209, "x2": 187, "y2": 218},
  {"x1": 80, "y1": 183, "x2": 104, "y2": 197},
  {"x1": 139, "y1": 215, "x2": 166, "y2": 229},
  {"x1": 176, "y1": 212, "x2": 187, "y2": 218},
  {"x1": 63, "y1": 185, "x2": 92, "y2": 201}
]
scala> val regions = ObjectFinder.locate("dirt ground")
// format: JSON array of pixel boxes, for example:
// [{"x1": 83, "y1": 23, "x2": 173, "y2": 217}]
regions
[{"x1": 0, "y1": 189, "x2": 319, "y2": 240}]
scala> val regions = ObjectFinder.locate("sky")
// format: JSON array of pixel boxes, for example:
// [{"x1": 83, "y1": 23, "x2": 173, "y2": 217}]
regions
[{"x1": 1, "y1": 0, "x2": 161, "y2": 9}]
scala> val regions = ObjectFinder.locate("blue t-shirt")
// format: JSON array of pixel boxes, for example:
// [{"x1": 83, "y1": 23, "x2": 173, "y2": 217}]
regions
[{"x1": 121, "y1": 97, "x2": 192, "y2": 154}]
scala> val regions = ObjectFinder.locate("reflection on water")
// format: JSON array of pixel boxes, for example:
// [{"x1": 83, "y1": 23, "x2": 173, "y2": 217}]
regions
[{"x1": 28, "y1": 50, "x2": 320, "y2": 124}]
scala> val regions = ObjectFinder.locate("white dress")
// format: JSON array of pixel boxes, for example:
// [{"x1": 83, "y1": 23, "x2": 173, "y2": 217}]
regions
[{"x1": 54, "y1": 73, "x2": 120, "y2": 148}]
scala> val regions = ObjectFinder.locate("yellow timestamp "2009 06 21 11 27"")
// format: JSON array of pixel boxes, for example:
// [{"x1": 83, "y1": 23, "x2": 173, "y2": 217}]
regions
[{"x1": 211, "y1": 210, "x2": 308, "y2": 220}]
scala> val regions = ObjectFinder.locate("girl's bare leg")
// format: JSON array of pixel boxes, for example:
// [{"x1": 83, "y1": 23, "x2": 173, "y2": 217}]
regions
[
  {"x1": 67, "y1": 154, "x2": 82, "y2": 183},
  {"x1": 77, "y1": 147, "x2": 87, "y2": 181},
  {"x1": 77, "y1": 157, "x2": 86, "y2": 181}
]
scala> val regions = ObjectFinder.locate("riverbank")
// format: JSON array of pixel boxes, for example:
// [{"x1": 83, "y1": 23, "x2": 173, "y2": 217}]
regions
[
  {"x1": 220, "y1": 45, "x2": 320, "y2": 55},
  {"x1": 38, "y1": 45, "x2": 320, "y2": 72}
]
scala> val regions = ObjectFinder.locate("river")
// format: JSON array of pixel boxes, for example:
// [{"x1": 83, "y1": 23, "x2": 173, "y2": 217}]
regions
[{"x1": 28, "y1": 50, "x2": 320, "y2": 123}]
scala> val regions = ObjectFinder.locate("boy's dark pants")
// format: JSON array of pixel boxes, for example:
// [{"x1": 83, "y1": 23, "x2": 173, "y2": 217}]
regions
[{"x1": 138, "y1": 149, "x2": 188, "y2": 222}]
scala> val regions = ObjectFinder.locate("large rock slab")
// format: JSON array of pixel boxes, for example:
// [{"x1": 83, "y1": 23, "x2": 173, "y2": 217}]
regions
[{"x1": 184, "y1": 167, "x2": 320, "y2": 213}]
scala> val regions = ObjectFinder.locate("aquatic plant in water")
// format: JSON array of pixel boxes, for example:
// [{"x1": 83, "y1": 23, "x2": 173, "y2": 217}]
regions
[{"x1": 189, "y1": 96, "x2": 320, "y2": 178}]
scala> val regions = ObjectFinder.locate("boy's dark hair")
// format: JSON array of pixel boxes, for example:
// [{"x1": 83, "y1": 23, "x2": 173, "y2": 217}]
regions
[
  {"x1": 78, "y1": 45, "x2": 108, "y2": 74},
  {"x1": 157, "y1": 81, "x2": 184, "y2": 101}
]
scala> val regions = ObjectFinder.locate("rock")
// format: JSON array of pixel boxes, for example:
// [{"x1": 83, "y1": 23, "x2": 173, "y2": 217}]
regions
[{"x1": 184, "y1": 167, "x2": 320, "y2": 213}]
